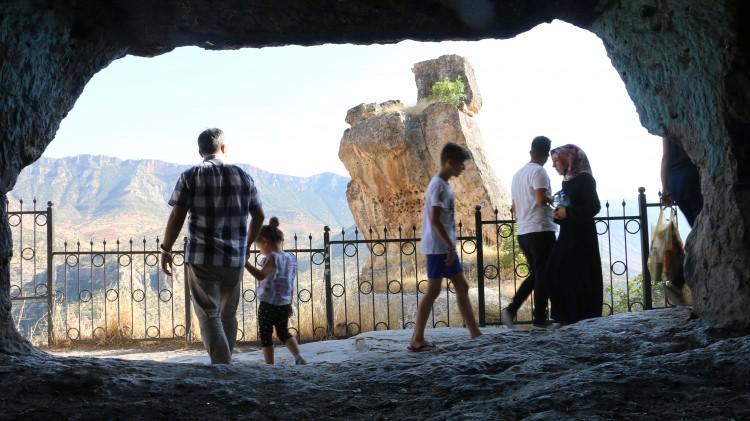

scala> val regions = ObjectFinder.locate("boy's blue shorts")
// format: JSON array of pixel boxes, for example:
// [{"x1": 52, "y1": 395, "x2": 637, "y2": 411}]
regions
[{"x1": 425, "y1": 252, "x2": 463, "y2": 280}]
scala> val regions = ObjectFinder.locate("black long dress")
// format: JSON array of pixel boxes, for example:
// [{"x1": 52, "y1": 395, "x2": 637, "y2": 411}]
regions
[{"x1": 548, "y1": 172, "x2": 603, "y2": 324}]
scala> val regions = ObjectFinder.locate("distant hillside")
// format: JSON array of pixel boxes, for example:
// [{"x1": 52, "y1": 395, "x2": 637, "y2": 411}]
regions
[
  {"x1": 7, "y1": 155, "x2": 676, "y2": 276},
  {"x1": 8, "y1": 155, "x2": 354, "y2": 241}
]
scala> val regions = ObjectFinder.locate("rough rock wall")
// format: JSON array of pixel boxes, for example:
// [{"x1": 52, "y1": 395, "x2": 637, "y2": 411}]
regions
[
  {"x1": 339, "y1": 56, "x2": 511, "y2": 236},
  {"x1": 0, "y1": 2, "x2": 127, "y2": 352},
  {"x1": 589, "y1": 0, "x2": 750, "y2": 321},
  {"x1": 0, "y1": 0, "x2": 749, "y2": 352}
]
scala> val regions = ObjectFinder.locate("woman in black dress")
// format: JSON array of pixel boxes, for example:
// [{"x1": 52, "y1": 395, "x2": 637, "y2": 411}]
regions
[{"x1": 547, "y1": 144, "x2": 603, "y2": 324}]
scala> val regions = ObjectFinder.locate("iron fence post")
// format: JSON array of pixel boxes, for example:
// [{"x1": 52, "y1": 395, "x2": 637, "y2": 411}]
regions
[
  {"x1": 323, "y1": 226, "x2": 334, "y2": 337},
  {"x1": 638, "y1": 187, "x2": 653, "y2": 310},
  {"x1": 183, "y1": 237, "x2": 192, "y2": 346},
  {"x1": 475, "y1": 206, "x2": 486, "y2": 327},
  {"x1": 46, "y1": 201, "x2": 54, "y2": 346}
]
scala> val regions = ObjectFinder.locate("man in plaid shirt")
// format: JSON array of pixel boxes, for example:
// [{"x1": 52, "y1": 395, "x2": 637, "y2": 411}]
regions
[{"x1": 160, "y1": 128, "x2": 264, "y2": 364}]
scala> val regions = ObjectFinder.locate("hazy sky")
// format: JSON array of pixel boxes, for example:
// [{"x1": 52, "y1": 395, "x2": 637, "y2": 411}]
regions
[{"x1": 46, "y1": 20, "x2": 662, "y2": 202}]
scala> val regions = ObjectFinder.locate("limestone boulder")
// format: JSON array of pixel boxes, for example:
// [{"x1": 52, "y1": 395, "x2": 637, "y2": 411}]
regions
[
  {"x1": 339, "y1": 56, "x2": 510, "y2": 238},
  {"x1": 420, "y1": 102, "x2": 509, "y2": 221},
  {"x1": 412, "y1": 54, "x2": 483, "y2": 114},
  {"x1": 339, "y1": 109, "x2": 429, "y2": 233},
  {"x1": 345, "y1": 100, "x2": 404, "y2": 126}
]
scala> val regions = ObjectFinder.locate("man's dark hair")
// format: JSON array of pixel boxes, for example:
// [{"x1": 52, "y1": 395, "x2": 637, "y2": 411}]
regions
[
  {"x1": 440, "y1": 142, "x2": 472, "y2": 164},
  {"x1": 530, "y1": 136, "x2": 551, "y2": 160},
  {"x1": 198, "y1": 128, "x2": 225, "y2": 154}
]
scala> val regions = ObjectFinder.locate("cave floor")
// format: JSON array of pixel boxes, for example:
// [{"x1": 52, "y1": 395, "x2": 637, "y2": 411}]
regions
[{"x1": 1, "y1": 308, "x2": 749, "y2": 420}]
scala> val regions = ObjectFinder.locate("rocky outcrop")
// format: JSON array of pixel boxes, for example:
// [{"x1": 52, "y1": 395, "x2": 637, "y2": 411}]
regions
[
  {"x1": 344, "y1": 100, "x2": 404, "y2": 126},
  {"x1": 588, "y1": 1, "x2": 750, "y2": 322},
  {"x1": 1, "y1": 0, "x2": 749, "y2": 353},
  {"x1": 1, "y1": 308, "x2": 749, "y2": 418},
  {"x1": 339, "y1": 56, "x2": 511, "y2": 236},
  {"x1": 413, "y1": 54, "x2": 482, "y2": 113}
]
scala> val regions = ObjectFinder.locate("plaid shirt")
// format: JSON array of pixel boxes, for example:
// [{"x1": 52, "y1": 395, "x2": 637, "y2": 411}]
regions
[{"x1": 168, "y1": 156, "x2": 262, "y2": 267}]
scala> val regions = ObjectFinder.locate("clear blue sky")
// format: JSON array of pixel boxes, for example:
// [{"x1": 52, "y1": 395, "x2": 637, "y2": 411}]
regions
[{"x1": 46, "y1": 20, "x2": 662, "y2": 202}]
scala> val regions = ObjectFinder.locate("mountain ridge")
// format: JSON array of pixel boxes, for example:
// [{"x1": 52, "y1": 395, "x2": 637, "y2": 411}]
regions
[{"x1": 8, "y1": 155, "x2": 354, "y2": 241}]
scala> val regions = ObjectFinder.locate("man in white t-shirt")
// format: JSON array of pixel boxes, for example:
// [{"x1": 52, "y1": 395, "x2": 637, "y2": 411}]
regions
[
  {"x1": 503, "y1": 136, "x2": 558, "y2": 328},
  {"x1": 408, "y1": 142, "x2": 482, "y2": 352}
]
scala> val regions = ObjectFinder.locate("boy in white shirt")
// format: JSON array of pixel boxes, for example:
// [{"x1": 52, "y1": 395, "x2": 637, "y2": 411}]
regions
[{"x1": 408, "y1": 142, "x2": 482, "y2": 352}]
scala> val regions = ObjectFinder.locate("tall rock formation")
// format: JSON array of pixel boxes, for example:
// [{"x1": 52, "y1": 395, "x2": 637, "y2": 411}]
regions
[{"x1": 339, "y1": 55, "x2": 510, "y2": 237}]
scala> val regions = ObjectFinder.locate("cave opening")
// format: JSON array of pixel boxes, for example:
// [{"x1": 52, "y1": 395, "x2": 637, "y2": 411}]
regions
[
  {"x1": 1, "y1": 1, "x2": 749, "y2": 418},
  {"x1": 6, "y1": 20, "x2": 674, "y2": 352}
]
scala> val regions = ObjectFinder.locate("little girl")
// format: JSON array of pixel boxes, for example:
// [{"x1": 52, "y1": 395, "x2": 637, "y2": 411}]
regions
[{"x1": 245, "y1": 217, "x2": 306, "y2": 365}]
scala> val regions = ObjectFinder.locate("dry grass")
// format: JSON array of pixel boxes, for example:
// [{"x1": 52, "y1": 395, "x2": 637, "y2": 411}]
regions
[{"x1": 33, "y1": 276, "x2": 530, "y2": 348}]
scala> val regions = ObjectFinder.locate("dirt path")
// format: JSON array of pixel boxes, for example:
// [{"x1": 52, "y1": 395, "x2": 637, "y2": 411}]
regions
[{"x1": 1, "y1": 308, "x2": 748, "y2": 420}]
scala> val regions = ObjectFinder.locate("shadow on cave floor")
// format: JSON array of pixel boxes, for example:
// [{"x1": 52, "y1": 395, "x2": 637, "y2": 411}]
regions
[{"x1": 1, "y1": 308, "x2": 749, "y2": 420}]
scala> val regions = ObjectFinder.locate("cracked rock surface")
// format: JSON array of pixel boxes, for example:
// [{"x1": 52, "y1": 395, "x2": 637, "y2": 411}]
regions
[{"x1": 1, "y1": 308, "x2": 748, "y2": 419}]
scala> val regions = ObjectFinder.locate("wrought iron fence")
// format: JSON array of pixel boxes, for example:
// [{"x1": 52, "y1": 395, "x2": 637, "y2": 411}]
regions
[
  {"x1": 7, "y1": 188, "x2": 669, "y2": 347},
  {"x1": 50, "y1": 239, "x2": 190, "y2": 344},
  {"x1": 242, "y1": 235, "x2": 330, "y2": 343},
  {"x1": 7, "y1": 199, "x2": 53, "y2": 346}
]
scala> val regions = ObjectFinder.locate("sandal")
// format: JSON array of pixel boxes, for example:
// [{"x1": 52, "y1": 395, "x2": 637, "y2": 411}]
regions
[{"x1": 407, "y1": 342, "x2": 436, "y2": 352}]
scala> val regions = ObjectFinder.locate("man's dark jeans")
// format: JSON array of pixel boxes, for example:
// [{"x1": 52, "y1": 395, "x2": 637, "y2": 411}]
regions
[{"x1": 507, "y1": 231, "x2": 556, "y2": 323}]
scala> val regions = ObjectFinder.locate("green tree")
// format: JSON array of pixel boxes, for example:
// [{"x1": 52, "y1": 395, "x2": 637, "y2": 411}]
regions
[
  {"x1": 605, "y1": 273, "x2": 666, "y2": 314},
  {"x1": 479, "y1": 224, "x2": 526, "y2": 281},
  {"x1": 430, "y1": 76, "x2": 467, "y2": 108}
]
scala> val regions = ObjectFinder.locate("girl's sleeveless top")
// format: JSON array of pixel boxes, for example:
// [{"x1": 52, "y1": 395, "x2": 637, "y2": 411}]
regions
[{"x1": 256, "y1": 252, "x2": 297, "y2": 306}]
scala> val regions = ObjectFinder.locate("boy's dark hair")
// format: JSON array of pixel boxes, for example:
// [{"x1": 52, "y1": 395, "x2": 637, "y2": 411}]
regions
[
  {"x1": 530, "y1": 136, "x2": 551, "y2": 160},
  {"x1": 198, "y1": 128, "x2": 224, "y2": 154},
  {"x1": 440, "y1": 142, "x2": 472, "y2": 164},
  {"x1": 258, "y1": 217, "x2": 284, "y2": 244}
]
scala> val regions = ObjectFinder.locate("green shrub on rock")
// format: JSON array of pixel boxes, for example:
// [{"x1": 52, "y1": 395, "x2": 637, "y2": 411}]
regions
[{"x1": 430, "y1": 76, "x2": 467, "y2": 108}]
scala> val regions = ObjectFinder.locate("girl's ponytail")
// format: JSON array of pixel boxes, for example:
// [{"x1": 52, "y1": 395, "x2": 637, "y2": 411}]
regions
[{"x1": 259, "y1": 216, "x2": 284, "y2": 243}]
